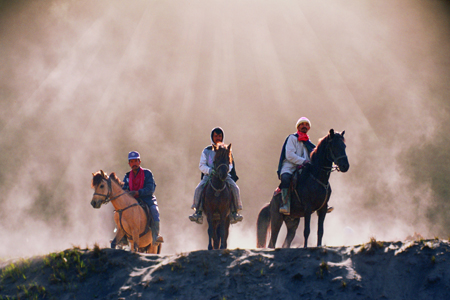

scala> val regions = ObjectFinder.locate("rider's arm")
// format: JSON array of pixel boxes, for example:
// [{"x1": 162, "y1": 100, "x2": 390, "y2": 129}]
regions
[
  {"x1": 199, "y1": 149, "x2": 212, "y2": 175},
  {"x1": 138, "y1": 170, "x2": 156, "y2": 197},
  {"x1": 285, "y1": 135, "x2": 309, "y2": 166}
]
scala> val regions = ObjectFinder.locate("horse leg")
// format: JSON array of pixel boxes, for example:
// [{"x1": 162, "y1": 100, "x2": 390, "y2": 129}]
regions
[
  {"x1": 112, "y1": 225, "x2": 126, "y2": 249},
  {"x1": 130, "y1": 228, "x2": 140, "y2": 252},
  {"x1": 219, "y1": 219, "x2": 229, "y2": 249},
  {"x1": 303, "y1": 212, "x2": 311, "y2": 248},
  {"x1": 317, "y1": 208, "x2": 327, "y2": 247},
  {"x1": 213, "y1": 223, "x2": 220, "y2": 249},
  {"x1": 207, "y1": 220, "x2": 214, "y2": 250},
  {"x1": 282, "y1": 217, "x2": 300, "y2": 248},
  {"x1": 317, "y1": 190, "x2": 331, "y2": 247}
]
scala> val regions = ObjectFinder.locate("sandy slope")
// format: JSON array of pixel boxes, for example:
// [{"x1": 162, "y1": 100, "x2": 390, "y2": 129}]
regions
[{"x1": 1, "y1": 239, "x2": 450, "y2": 299}]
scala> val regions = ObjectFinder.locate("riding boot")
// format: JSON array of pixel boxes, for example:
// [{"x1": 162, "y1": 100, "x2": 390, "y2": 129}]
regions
[
  {"x1": 189, "y1": 209, "x2": 203, "y2": 224},
  {"x1": 151, "y1": 221, "x2": 164, "y2": 246},
  {"x1": 279, "y1": 188, "x2": 291, "y2": 215},
  {"x1": 230, "y1": 211, "x2": 243, "y2": 224}
]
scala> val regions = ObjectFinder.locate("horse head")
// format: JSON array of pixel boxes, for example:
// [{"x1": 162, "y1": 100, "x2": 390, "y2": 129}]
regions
[
  {"x1": 91, "y1": 170, "x2": 110, "y2": 208},
  {"x1": 212, "y1": 143, "x2": 232, "y2": 181},
  {"x1": 327, "y1": 129, "x2": 349, "y2": 172}
]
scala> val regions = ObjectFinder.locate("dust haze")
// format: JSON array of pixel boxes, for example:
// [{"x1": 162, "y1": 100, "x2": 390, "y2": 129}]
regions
[{"x1": 1, "y1": 0, "x2": 449, "y2": 257}]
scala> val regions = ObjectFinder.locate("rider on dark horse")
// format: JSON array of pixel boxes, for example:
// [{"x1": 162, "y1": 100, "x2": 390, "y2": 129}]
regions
[
  {"x1": 189, "y1": 127, "x2": 243, "y2": 224},
  {"x1": 123, "y1": 151, "x2": 164, "y2": 246},
  {"x1": 277, "y1": 117, "x2": 333, "y2": 215}
]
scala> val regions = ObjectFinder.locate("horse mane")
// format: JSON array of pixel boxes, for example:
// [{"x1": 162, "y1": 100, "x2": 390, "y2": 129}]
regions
[
  {"x1": 310, "y1": 134, "x2": 329, "y2": 163},
  {"x1": 213, "y1": 143, "x2": 232, "y2": 164},
  {"x1": 91, "y1": 170, "x2": 124, "y2": 187},
  {"x1": 109, "y1": 172, "x2": 124, "y2": 186}
]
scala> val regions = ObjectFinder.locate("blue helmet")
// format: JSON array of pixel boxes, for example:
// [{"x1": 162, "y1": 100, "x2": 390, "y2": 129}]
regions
[{"x1": 128, "y1": 151, "x2": 140, "y2": 161}]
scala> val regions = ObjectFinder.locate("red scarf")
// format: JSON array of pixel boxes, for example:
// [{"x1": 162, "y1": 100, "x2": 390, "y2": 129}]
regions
[
  {"x1": 297, "y1": 131, "x2": 310, "y2": 142},
  {"x1": 129, "y1": 167, "x2": 145, "y2": 191}
]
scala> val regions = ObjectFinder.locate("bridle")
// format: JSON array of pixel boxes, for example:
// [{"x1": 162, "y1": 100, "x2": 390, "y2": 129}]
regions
[
  {"x1": 325, "y1": 138, "x2": 347, "y2": 173},
  {"x1": 92, "y1": 177, "x2": 130, "y2": 205},
  {"x1": 307, "y1": 137, "x2": 347, "y2": 209},
  {"x1": 210, "y1": 163, "x2": 229, "y2": 195}
]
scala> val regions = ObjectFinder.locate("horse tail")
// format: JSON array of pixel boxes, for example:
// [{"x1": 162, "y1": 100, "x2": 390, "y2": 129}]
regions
[{"x1": 256, "y1": 203, "x2": 271, "y2": 248}]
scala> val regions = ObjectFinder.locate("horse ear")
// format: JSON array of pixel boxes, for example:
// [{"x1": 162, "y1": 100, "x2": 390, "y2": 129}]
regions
[
  {"x1": 227, "y1": 143, "x2": 232, "y2": 151},
  {"x1": 329, "y1": 129, "x2": 335, "y2": 138},
  {"x1": 342, "y1": 130, "x2": 345, "y2": 137}
]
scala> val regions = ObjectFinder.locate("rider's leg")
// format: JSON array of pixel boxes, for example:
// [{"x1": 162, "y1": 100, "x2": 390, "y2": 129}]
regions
[
  {"x1": 150, "y1": 204, "x2": 164, "y2": 245},
  {"x1": 226, "y1": 177, "x2": 243, "y2": 224},
  {"x1": 189, "y1": 178, "x2": 207, "y2": 224},
  {"x1": 279, "y1": 173, "x2": 292, "y2": 215}
]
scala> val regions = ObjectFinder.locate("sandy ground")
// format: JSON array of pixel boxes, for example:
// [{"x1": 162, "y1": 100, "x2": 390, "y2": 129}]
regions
[{"x1": 1, "y1": 239, "x2": 450, "y2": 299}]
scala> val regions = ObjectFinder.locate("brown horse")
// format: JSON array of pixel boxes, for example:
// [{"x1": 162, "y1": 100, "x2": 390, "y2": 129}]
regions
[
  {"x1": 91, "y1": 170, "x2": 161, "y2": 254},
  {"x1": 257, "y1": 129, "x2": 349, "y2": 249},
  {"x1": 203, "y1": 143, "x2": 233, "y2": 250}
]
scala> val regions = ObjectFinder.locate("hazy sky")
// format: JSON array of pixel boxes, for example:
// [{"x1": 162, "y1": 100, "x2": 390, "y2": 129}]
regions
[{"x1": 1, "y1": 0, "x2": 449, "y2": 257}]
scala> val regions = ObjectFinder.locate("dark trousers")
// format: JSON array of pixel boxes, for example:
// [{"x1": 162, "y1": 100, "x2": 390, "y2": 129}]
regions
[{"x1": 279, "y1": 173, "x2": 293, "y2": 189}]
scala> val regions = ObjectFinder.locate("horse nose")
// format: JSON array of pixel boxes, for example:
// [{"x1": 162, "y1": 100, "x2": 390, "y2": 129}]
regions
[
  {"x1": 340, "y1": 162, "x2": 350, "y2": 173},
  {"x1": 91, "y1": 199, "x2": 99, "y2": 208}
]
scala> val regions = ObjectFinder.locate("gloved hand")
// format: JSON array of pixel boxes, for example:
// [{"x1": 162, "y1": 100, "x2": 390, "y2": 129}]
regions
[
  {"x1": 210, "y1": 169, "x2": 216, "y2": 176},
  {"x1": 130, "y1": 191, "x2": 139, "y2": 198}
]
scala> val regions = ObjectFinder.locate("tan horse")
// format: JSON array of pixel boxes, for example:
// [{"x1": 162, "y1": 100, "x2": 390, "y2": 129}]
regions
[{"x1": 90, "y1": 170, "x2": 160, "y2": 254}]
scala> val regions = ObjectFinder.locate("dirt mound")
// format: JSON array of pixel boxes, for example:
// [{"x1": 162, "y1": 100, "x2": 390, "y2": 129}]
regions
[{"x1": 1, "y1": 240, "x2": 450, "y2": 299}]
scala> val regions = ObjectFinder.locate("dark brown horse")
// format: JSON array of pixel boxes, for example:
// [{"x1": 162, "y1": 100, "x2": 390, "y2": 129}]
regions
[
  {"x1": 203, "y1": 143, "x2": 233, "y2": 250},
  {"x1": 257, "y1": 129, "x2": 349, "y2": 248}
]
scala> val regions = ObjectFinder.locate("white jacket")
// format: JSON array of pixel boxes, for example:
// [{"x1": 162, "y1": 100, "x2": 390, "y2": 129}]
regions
[{"x1": 280, "y1": 134, "x2": 310, "y2": 175}]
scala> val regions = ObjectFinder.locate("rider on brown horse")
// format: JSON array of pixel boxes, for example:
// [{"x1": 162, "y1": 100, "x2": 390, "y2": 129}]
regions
[
  {"x1": 189, "y1": 127, "x2": 243, "y2": 225},
  {"x1": 277, "y1": 117, "x2": 333, "y2": 215},
  {"x1": 123, "y1": 151, "x2": 164, "y2": 246}
]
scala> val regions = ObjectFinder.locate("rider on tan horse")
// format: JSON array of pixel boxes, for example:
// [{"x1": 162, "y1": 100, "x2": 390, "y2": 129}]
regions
[
  {"x1": 277, "y1": 117, "x2": 333, "y2": 215},
  {"x1": 123, "y1": 151, "x2": 164, "y2": 245},
  {"x1": 189, "y1": 127, "x2": 243, "y2": 225}
]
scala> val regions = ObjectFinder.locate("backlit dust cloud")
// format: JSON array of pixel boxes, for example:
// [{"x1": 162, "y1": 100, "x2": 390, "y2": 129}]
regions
[{"x1": 1, "y1": 0, "x2": 449, "y2": 258}]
